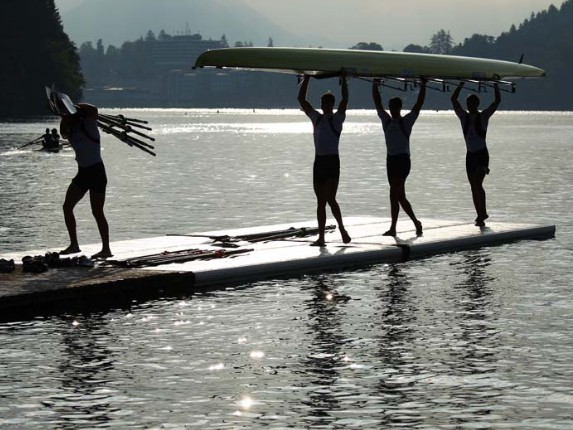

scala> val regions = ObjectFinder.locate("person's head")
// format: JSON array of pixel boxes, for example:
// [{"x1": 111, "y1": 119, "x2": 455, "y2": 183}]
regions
[
  {"x1": 466, "y1": 94, "x2": 480, "y2": 112},
  {"x1": 51, "y1": 128, "x2": 58, "y2": 134},
  {"x1": 321, "y1": 92, "x2": 336, "y2": 113},
  {"x1": 45, "y1": 128, "x2": 50, "y2": 134},
  {"x1": 388, "y1": 97, "x2": 403, "y2": 118}
]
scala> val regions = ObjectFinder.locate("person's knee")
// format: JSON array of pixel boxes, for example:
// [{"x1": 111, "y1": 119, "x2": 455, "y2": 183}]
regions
[
  {"x1": 326, "y1": 198, "x2": 339, "y2": 208},
  {"x1": 63, "y1": 201, "x2": 74, "y2": 213},
  {"x1": 92, "y1": 207, "x2": 107, "y2": 219},
  {"x1": 389, "y1": 187, "x2": 401, "y2": 198}
]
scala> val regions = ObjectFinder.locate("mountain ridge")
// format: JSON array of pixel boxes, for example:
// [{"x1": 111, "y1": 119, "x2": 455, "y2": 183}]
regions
[{"x1": 59, "y1": 0, "x2": 334, "y2": 48}]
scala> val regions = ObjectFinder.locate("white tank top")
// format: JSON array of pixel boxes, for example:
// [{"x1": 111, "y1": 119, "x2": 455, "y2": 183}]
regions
[
  {"x1": 70, "y1": 117, "x2": 102, "y2": 167},
  {"x1": 309, "y1": 110, "x2": 345, "y2": 156}
]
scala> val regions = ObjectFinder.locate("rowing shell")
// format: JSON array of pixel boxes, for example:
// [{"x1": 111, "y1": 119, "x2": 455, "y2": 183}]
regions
[{"x1": 193, "y1": 47, "x2": 545, "y2": 81}]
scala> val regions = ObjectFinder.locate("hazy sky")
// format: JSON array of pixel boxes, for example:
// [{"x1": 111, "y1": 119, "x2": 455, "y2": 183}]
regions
[
  {"x1": 55, "y1": 0, "x2": 561, "y2": 50},
  {"x1": 240, "y1": 0, "x2": 560, "y2": 49}
]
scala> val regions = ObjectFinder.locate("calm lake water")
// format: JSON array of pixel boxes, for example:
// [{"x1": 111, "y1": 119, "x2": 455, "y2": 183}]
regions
[{"x1": 1, "y1": 108, "x2": 572, "y2": 429}]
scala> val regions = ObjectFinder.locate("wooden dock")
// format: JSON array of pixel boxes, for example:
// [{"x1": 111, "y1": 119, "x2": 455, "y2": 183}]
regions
[{"x1": 0, "y1": 217, "x2": 555, "y2": 322}]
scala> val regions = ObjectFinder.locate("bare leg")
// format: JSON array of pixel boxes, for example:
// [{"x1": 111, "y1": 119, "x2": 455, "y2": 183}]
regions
[
  {"x1": 324, "y1": 178, "x2": 351, "y2": 244},
  {"x1": 385, "y1": 172, "x2": 422, "y2": 236},
  {"x1": 469, "y1": 170, "x2": 488, "y2": 226},
  {"x1": 89, "y1": 190, "x2": 113, "y2": 258},
  {"x1": 395, "y1": 183, "x2": 422, "y2": 236},
  {"x1": 312, "y1": 182, "x2": 328, "y2": 246},
  {"x1": 61, "y1": 183, "x2": 87, "y2": 254}
]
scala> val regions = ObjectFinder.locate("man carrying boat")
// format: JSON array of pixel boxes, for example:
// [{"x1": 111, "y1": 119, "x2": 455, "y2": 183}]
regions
[
  {"x1": 451, "y1": 82, "x2": 501, "y2": 227},
  {"x1": 372, "y1": 78, "x2": 426, "y2": 237},
  {"x1": 297, "y1": 75, "x2": 352, "y2": 247}
]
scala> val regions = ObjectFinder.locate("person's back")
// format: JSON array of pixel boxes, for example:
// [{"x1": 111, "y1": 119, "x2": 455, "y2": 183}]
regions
[
  {"x1": 67, "y1": 112, "x2": 102, "y2": 167},
  {"x1": 42, "y1": 128, "x2": 52, "y2": 149},
  {"x1": 50, "y1": 129, "x2": 60, "y2": 149}
]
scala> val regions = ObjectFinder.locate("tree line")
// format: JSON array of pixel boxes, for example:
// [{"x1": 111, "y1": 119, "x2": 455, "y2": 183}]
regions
[
  {"x1": 1, "y1": 0, "x2": 572, "y2": 116},
  {"x1": 0, "y1": 0, "x2": 83, "y2": 117},
  {"x1": 401, "y1": 1, "x2": 573, "y2": 110},
  {"x1": 71, "y1": 0, "x2": 573, "y2": 110}
]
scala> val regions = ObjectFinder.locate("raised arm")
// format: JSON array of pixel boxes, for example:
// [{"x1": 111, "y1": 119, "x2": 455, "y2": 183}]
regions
[
  {"x1": 483, "y1": 83, "x2": 501, "y2": 117},
  {"x1": 60, "y1": 115, "x2": 73, "y2": 139},
  {"x1": 76, "y1": 103, "x2": 99, "y2": 119},
  {"x1": 410, "y1": 78, "x2": 427, "y2": 116},
  {"x1": 451, "y1": 81, "x2": 465, "y2": 114},
  {"x1": 297, "y1": 75, "x2": 314, "y2": 116},
  {"x1": 337, "y1": 77, "x2": 349, "y2": 113},
  {"x1": 60, "y1": 103, "x2": 99, "y2": 139},
  {"x1": 371, "y1": 79, "x2": 385, "y2": 113}
]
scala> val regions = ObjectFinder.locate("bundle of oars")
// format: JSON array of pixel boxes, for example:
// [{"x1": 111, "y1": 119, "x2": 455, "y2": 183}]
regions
[
  {"x1": 45, "y1": 85, "x2": 156, "y2": 156},
  {"x1": 97, "y1": 113, "x2": 156, "y2": 156}
]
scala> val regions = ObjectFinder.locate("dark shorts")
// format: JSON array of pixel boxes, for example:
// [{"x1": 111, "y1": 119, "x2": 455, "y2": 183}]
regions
[
  {"x1": 72, "y1": 162, "x2": 107, "y2": 193},
  {"x1": 313, "y1": 154, "x2": 340, "y2": 184},
  {"x1": 386, "y1": 154, "x2": 411, "y2": 182},
  {"x1": 466, "y1": 148, "x2": 490, "y2": 177}
]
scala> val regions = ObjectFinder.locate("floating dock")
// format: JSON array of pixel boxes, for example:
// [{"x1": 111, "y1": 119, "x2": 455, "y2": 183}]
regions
[{"x1": 0, "y1": 216, "x2": 555, "y2": 321}]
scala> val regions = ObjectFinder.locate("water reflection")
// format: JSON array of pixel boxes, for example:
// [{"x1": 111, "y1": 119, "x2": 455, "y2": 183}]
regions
[
  {"x1": 46, "y1": 315, "x2": 122, "y2": 429},
  {"x1": 373, "y1": 264, "x2": 423, "y2": 427},
  {"x1": 443, "y1": 251, "x2": 501, "y2": 427},
  {"x1": 450, "y1": 250, "x2": 499, "y2": 371},
  {"x1": 299, "y1": 276, "x2": 350, "y2": 427}
]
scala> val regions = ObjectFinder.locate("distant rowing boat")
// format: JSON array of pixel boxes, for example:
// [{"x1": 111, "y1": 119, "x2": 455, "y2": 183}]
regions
[{"x1": 33, "y1": 142, "x2": 69, "y2": 153}]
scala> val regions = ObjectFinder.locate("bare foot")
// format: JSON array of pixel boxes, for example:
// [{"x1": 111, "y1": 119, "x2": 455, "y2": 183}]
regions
[
  {"x1": 382, "y1": 229, "x2": 396, "y2": 237},
  {"x1": 475, "y1": 214, "x2": 489, "y2": 227},
  {"x1": 91, "y1": 250, "x2": 113, "y2": 259},
  {"x1": 310, "y1": 239, "x2": 326, "y2": 247},
  {"x1": 415, "y1": 220, "x2": 423, "y2": 236},
  {"x1": 60, "y1": 245, "x2": 81, "y2": 255},
  {"x1": 340, "y1": 228, "x2": 351, "y2": 244}
]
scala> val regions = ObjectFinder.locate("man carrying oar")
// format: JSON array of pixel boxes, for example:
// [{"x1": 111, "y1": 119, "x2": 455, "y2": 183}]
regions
[
  {"x1": 58, "y1": 100, "x2": 113, "y2": 259},
  {"x1": 44, "y1": 85, "x2": 155, "y2": 258}
]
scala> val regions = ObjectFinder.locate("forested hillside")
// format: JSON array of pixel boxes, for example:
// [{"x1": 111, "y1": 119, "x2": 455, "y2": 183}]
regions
[
  {"x1": 76, "y1": 1, "x2": 572, "y2": 110},
  {"x1": 1, "y1": 0, "x2": 571, "y2": 115},
  {"x1": 0, "y1": 0, "x2": 83, "y2": 117},
  {"x1": 451, "y1": 0, "x2": 573, "y2": 110}
]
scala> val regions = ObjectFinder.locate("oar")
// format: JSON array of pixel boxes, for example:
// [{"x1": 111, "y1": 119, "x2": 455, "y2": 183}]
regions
[
  {"x1": 18, "y1": 136, "x2": 44, "y2": 149},
  {"x1": 237, "y1": 225, "x2": 336, "y2": 242},
  {"x1": 248, "y1": 225, "x2": 336, "y2": 243},
  {"x1": 100, "y1": 117, "x2": 155, "y2": 141},
  {"x1": 102, "y1": 113, "x2": 149, "y2": 125},
  {"x1": 99, "y1": 113, "x2": 153, "y2": 132},
  {"x1": 45, "y1": 85, "x2": 157, "y2": 156},
  {"x1": 97, "y1": 114, "x2": 156, "y2": 152},
  {"x1": 97, "y1": 121, "x2": 156, "y2": 156},
  {"x1": 105, "y1": 248, "x2": 252, "y2": 268}
]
